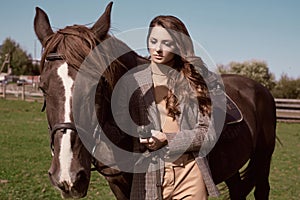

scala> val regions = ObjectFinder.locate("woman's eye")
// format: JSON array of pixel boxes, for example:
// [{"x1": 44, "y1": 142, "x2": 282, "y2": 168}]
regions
[
  {"x1": 150, "y1": 38, "x2": 157, "y2": 44},
  {"x1": 163, "y1": 41, "x2": 173, "y2": 47}
]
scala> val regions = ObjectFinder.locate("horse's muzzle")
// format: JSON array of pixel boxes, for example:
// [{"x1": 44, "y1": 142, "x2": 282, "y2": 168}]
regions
[{"x1": 48, "y1": 168, "x2": 89, "y2": 199}]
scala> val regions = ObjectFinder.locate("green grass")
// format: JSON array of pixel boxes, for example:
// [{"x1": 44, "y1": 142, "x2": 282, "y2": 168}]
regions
[
  {"x1": 0, "y1": 99, "x2": 114, "y2": 200},
  {"x1": 268, "y1": 122, "x2": 300, "y2": 200},
  {"x1": 238, "y1": 122, "x2": 300, "y2": 200},
  {"x1": 0, "y1": 99, "x2": 299, "y2": 199}
]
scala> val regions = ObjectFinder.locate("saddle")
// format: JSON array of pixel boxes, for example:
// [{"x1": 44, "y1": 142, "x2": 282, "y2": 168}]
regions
[
  {"x1": 211, "y1": 86, "x2": 243, "y2": 127},
  {"x1": 202, "y1": 69, "x2": 242, "y2": 125},
  {"x1": 224, "y1": 94, "x2": 243, "y2": 125},
  {"x1": 212, "y1": 93, "x2": 243, "y2": 140}
]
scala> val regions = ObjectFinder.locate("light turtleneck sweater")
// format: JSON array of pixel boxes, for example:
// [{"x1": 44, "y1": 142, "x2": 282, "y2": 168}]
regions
[{"x1": 151, "y1": 63, "x2": 179, "y2": 133}]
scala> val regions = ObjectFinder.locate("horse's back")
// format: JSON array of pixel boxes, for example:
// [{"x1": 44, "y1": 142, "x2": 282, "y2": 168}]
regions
[
  {"x1": 222, "y1": 74, "x2": 276, "y2": 134},
  {"x1": 209, "y1": 74, "x2": 276, "y2": 184}
]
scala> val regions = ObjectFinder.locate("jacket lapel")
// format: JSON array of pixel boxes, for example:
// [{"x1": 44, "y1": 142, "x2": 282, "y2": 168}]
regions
[
  {"x1": 133, "y1": 66, "x2": 162, "y2": 131},
  {"x1": 133, "y1": 66, "x2": 199, "y2": 132}
]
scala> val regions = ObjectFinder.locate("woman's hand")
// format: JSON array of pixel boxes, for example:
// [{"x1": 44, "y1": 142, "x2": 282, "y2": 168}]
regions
[{"x1": 139, "y1": 130, "x2": 168, "y2": 151}]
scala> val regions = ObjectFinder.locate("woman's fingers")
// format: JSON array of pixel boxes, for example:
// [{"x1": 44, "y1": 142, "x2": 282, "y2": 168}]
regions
[
  {"x1": 148, "y1": 137, "x2": 154, "y2": 144},
  {"x1": 139, "y1": 130, "x2": 168, "y2": 150},
  {"x1": 151, "y1": 130, "x2": 167, "y2": 143}
]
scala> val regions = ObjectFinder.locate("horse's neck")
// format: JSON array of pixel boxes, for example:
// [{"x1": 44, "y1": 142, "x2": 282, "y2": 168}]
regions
[
  {"x1": 119, "y1": 51, "x2": 149, "y2": 70},
  {"x1": 135, "y1": 53, "x2": 150, "y2": 66},
  {"x1": 106, "y1": 37, "x2": 149, "y2": 86},
  {"x1": 108, "y1": 36, "x2": 149, "y2": 70}
]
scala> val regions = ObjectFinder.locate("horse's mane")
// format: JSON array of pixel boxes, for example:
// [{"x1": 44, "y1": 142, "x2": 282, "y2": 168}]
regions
[{"x1": 41, "y1": 25, "x2": 130, "y2": 89}]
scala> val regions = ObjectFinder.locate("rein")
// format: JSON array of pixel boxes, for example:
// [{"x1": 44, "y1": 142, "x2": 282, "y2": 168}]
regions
[{"x1": 42, "y1": 52, "x2": 122, "y2": 177}]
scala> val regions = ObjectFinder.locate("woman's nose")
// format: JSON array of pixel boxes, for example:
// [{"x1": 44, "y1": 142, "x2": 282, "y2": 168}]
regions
[{"x1": 155, "y1": 43, "x2": 162, "y2": 51}]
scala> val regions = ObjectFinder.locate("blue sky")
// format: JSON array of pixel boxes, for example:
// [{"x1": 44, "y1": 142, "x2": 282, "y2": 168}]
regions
[{"x1": 0, "y1": 0, "x2": 299, "y2": 79}]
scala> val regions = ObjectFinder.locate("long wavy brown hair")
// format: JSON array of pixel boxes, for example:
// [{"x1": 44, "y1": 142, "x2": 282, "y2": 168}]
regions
[{"x1": 147, "y1": 15, "x2": 211, "y2": 119}]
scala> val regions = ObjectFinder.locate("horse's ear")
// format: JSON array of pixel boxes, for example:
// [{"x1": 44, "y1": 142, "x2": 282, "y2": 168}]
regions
[
  {"x1": 34, "y1": 7, "x2": 54, "y2": 47},
  {"x1": 91, "y1": 2, "x2": 113, "y2": 40}
]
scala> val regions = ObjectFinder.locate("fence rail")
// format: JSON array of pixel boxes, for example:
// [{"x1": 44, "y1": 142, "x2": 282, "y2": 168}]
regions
[
  {"x1": 275, "y1": 98, "x2": 300, "y2": 123},
  {"x1": 1, "y1": 84, "x2": 300, "y2": 123},
  {"x1": 0, "y1": 83, "x2": 43, "y2": 102}
]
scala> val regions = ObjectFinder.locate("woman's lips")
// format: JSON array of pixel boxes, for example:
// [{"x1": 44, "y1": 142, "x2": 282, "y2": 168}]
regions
[{"x1": 153, "y1": 54, "x2": 163, "y2": 59}]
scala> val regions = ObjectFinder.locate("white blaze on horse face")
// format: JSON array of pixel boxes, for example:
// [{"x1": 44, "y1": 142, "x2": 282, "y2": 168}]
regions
[{"x1": 57, "y1": 62, "x2": 74, "y2": 184}]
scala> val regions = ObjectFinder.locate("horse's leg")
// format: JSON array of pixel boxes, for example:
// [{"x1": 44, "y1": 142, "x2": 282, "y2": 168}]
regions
[
  {"x1": 105, "y1": 175, "x2": 131, "y2": 200},
  {"x1": 252, "y1": 138, "x2": 274, "y2": 200},
  {"x1": 253, "y1": 93, "x2": 276, "y2": 200},
  {"x1": 253, "y1": 155, "x2": 271, "y2": 200},
  {"x1": 105, "y1": 172, "x2": 132, "y2": 200},
  {"x1": 94, "y1": 160, "x2": 132, "y2": 200},
  {"x1": 225, "y1": 172, "x2": 246, "y2": 200}
]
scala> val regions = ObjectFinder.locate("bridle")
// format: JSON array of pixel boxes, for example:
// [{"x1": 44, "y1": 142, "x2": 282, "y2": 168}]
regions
[
  {"x1": 42, "y1": 52, "x2": 122, "y2": 177},
  {"x1": 45, "y1": 52, "x2": 64, "y2": 61},
  {"x1": 43, "y1": 53, "x2": 78, "y2": 153},
  {"x1": 49, "y1": 122, "x2": 77, "y2": 152}
]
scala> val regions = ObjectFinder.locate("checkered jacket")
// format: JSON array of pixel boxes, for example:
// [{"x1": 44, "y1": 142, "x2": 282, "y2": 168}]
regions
[{"x1": 113, "y1": 65, "x2": 220, "y2": 199}]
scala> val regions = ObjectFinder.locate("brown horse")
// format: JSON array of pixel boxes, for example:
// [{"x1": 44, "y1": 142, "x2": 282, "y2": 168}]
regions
[{"x1": 34, "y1": 2, "x2": 276, "y2": 199}]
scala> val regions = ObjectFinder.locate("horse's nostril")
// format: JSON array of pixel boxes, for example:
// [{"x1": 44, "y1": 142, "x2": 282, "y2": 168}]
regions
[
  {"x1": 58, "y1": 181, "x2": 71, "y2": 193},
  {"x1": 76, "y1": 170, "x2": 87, "y2": 182},
  {"x1": 57, "y1": 183, "x2": 65, "y2": 191}
]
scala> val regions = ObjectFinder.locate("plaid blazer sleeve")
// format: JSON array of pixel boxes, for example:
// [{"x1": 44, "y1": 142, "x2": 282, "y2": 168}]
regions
[{"x1": 165, "y1": 107, "x2": 218, "y2": 157}]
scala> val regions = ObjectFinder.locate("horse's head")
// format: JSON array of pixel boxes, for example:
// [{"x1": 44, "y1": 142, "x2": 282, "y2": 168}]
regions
[{"x1": 34, "y1": 2, "x2": 114, "y2": 198}]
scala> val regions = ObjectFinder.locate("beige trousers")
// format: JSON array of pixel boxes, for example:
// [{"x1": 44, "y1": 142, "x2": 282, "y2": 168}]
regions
[{"x1": 162, "y1": 156, "x2": 208, "y2": 200}]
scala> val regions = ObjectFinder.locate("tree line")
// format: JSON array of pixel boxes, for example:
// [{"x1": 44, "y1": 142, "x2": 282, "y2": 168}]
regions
[
  {"x1": 218, "y1": 61, "x2": 300, "y2": 99},
  {"x1": 0, "y1": 38, "x2": 39, "y2": 75},
  {"x1": 0, "y1": 38, "x2": 299, "y2": 99}
]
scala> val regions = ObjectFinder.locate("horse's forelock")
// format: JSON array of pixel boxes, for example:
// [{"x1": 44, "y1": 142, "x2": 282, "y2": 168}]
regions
[
  {"x1": 41, "y1": 25, "x2": 99, "y2": 71},
  {"x1": 40, "y1": 25, "x2": 129, "y2": 90}
]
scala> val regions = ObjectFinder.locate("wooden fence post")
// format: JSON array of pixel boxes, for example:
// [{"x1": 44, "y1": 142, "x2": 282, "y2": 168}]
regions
[
  {"x1": 21, "y1": 84, "x2": 25, "y2": 101},
  {"x1": 1, "y1": 83, "x2": 6, "y2": 99}
]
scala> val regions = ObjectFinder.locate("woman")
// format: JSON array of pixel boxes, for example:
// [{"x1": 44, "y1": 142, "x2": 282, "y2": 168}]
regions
[{"x1": 113, "y1": 15, "x2": 220, "y2": 199}]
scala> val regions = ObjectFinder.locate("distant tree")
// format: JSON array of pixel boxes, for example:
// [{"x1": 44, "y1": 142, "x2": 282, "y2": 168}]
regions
[
  {"x1": 26, "y1": 63, "x2": 40, "y2": 75},
  {"x1": 272, "y1": 74, "x2": 300, "y2": 99},
  {"x1": 0, "y1": 38, "x2": 38, "y2": 75},
  {"x1": 217, "y1": 60, "x2": 276, "y2": 90}
]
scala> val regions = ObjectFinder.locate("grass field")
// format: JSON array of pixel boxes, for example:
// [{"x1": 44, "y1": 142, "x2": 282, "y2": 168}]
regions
[{"x1": 0, "y1": 99, "x2": 299, "y2": 199}]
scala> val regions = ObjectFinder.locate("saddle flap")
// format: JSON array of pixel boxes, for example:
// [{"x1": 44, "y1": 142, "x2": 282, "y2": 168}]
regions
[{"x1": 225, "y1": 94, "x2": 243, "y2": 125}]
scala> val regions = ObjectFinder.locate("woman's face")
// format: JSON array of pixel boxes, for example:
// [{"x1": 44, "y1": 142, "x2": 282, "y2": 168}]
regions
[{"x1": 148, "y1": 26, "x2": 177, "y2": 65}]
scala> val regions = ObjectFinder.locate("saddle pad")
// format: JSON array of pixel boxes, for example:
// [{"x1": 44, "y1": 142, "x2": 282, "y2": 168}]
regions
[{"x1": 224, "y1": 94, "x2": 243, "y2": 125}]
